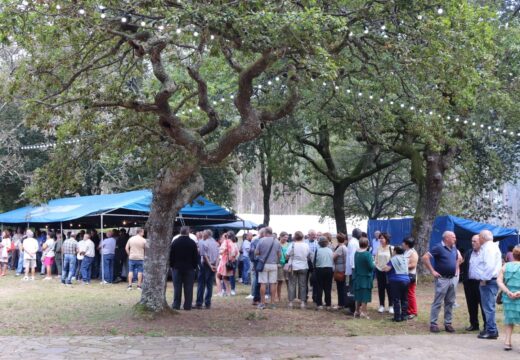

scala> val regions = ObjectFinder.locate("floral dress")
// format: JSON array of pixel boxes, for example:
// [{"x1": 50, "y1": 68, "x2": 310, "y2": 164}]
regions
[{"x1": 217, "y1": 239, "x2": 237, "y2": 277}]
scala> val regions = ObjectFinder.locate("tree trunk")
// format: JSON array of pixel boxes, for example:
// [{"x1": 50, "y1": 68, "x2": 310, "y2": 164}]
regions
[
  {"x1": 332, "y1": 183, "x2": 347, "y2": 234},
  {"x1": 260, "y1": 151, "x2": 272, "y2": 226},
  {"x1": 412, "y1": 150, "x2": 451, "y2": 274},
  {"x1": 139, "y1": 165, "x2": 204, "y2": 312}
]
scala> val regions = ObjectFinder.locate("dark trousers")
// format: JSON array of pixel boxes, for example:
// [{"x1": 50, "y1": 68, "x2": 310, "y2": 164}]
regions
[
  {"x1": 307, "y1": 270, "x2": 318, "y2": 303},
  {"x1": 196, "y1": 263, "x2": 215, "y2": 307},
  {"x1": 253, "y1": 270, "x2": 261, "y2": 302},
  {"x1": 463, "y1": 279, "x2": 486, "y2": 328},
  {"x1": 376, "y1": 269, "x2": 392, "y2": 307},
  {"x1": 172, "y1": 268, "x2": 195, "y2": 310},
  {"x1": 390, "y1": 281, "x2": 409, "y2": 321},
  {"x1": 315, "y1": 267, "x2": 333, "y2": 307},
  {"x1": 336, "y1": 279, "x2": 347, "y2": 307}
]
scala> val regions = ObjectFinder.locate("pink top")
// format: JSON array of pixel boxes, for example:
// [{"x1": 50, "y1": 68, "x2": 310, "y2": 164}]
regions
[{"x1": 217, "y1": 239, "x2": 238, "y2": 276}]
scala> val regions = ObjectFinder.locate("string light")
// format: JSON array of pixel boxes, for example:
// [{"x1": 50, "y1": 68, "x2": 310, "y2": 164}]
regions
[
  {"x1": 121, "y1": 17, "x2": 127, "y2": 23},
  {"x1": 79, "y1": 9, "x2": 85, "y2": 15}
]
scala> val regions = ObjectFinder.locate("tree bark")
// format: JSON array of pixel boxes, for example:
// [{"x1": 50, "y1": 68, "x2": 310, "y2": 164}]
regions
[
  {"x1": 412, "y1": 149, "x2": 454, "y2": 274},
  {"x1": 332, "y1": 183, "x2": 347, "y2": 234},
  {"x1": 139, "y1": 165, "x2": 204, "y2": 312},
  {"x1": 259, "y1": 151, "x2": 272, "y2": 226}
]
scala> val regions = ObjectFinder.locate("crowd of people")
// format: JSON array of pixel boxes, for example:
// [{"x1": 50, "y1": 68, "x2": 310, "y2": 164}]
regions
[
  {"x1": 0, "y1": 227, "x2": 146, "y2": 289},
  {"x1": 1, "y1": 224, "x2": 519, "y2": 350}
]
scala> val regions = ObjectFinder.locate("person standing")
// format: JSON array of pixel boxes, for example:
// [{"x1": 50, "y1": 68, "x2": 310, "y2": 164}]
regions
[
  {"x1": 403, "y1": 236, "x2": 419, "y2": 319},
  {"x1": 75, "y1": 234, "x2": 86, "y2": 281},
  {"x1": 61, "y1": 232, "x2": 78, "y2": 285},
  {"x1": 277, "y1": 232, "x2": 290, "y2": 302},
  {"x1": 125, "y1": 228, "x2": 147, "y2": 290},
  {"x1": 15, "y1": 229, "x2": 24, "y2": 276},
  {"x1": 333, "y1": 233, "x2": 348, "y2": 309},
  {"x1": 42, "y1": 232, "x2": 56, "y2": 280},
  {"x1": 497, "y1": 246, "x2": 520, "y2": 351},
  {"x1": 0, "y1": 231, "x2": 12, "y2": 276},
  {"x1": 169, "y1": 226, "x2": 198, "y2": 311},
  {"x1": 461, "y1": 235, "x2": 486, "y2": 331},
  {"x1": 475, "y1": 229, "x2": 502, "y2": 339},
  {"x1": 286, "y1": 231, "x2": 310, "y2": 309},
  {"x1": 353, "y1": 237, "x2": 375, "y2": 318},
  {"x1": 241, "y1": 232, "x2": 252, "y2": 285},
  {"x1": 346, "y1": 229, "x2": 362, "y2": 291},
  {"x1": 80, "y1": 234, "x2": 95, "y2": 285},
  {"x1": 314, "y1": 236, "x2": 334, "y2": 309},
  {"x1": 255, "y1": 226, "x2": 281, "y2": 309},
  {"x1": 216, "y1": 232, "x2": 238, "y2": 297},
  {"x1": 54, "y1": 233, "x2": 63, "y2": 276},
  {"x1": 422, "y1": 231, "x2": 461, "y2": 333},
  {"x1": 195, "y1": 230, "x2": 219, "y2": 309},
  {"x1": 305, "y1": 229, "x2": 319, "y2": 304},
  {"x1": 22, "y1": 230, "x2": 39, "y2": 281},
  {"x1": 371, "y1": 230, "x2": 381, "y2": 257},
  {"x1": 99, "y1": 231, "x2": 116, "y2": 284},
  {"x1": 384, "y1": 246, "x2": 410, "y2": 322},
  {"x1": 375, "y1": 232, "x2": 394, "y2": 314}
]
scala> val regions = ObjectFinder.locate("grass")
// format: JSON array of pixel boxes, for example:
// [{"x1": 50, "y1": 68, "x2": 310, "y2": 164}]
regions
[{"x1": 0, "y1": 272, "x2": 518, "y2": 337}]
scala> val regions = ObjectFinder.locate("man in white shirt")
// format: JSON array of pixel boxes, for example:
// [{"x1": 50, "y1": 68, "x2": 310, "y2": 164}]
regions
[
  {"x1": 475, "y1": 230, "x2": 502, "y2": 339},
  {"x1": 22, "y1": 230, "x2": 39, "y2": 281},
  {"x1": 80, "y1": 234, "x2": 95, "y2": 285},
  {"x1": 345, "y1": 229, "x2": 362, "y2": 284},
  {"x1": 371, "y1": 230, "x2": 381, "y2": 257}
]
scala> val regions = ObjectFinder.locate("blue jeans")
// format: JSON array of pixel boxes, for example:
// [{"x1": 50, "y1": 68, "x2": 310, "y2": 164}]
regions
[
  {"x1": 81, "y1": 256, "x2": 94, "y2": 283},
  {"x1": 242, "y1": 257, "x2": 251, "y2": 285},
  {"x1": 196, "y1": 263, "x2": 215, "y2": 307},
  {"x1": 16, "y1": 252, "x2": 24, "y2": 274},
  {"x1": 61, "y1": 254, "x2": 77, "y2": 284},
  {"x1": 479, "y1": 279, "x2": 499, "y2": 334},
  {"x1": 103, "y1": 253, "x2": 115, "y2": 283}
]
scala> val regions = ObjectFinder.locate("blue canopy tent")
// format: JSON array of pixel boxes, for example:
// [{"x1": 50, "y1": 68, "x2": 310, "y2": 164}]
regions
[
  {"x1": 0, "y1": 190, "x2": 237, "y2": 228},
  {"x1": 0, "y1": 190, "x2": 237, "y2": 282},
  {"x1": 368, "y1": 215, "x2": 519, "y2": 254}
]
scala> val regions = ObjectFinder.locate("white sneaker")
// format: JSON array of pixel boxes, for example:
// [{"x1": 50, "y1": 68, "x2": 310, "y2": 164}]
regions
[
  {"x1": 71, "y1": 277, "x2": 76, "y2": 281},
  {"x1": 30, "y1": 277, "x2": 35, "y2": 281},
  {"x1": 265, "y1": 295, "x2": 270, "y2": 300},
  {"x1": 231, "y1": 290, "x2": 236, "y2": 296},
  {"x1": 288, "y1": 302, "x2": 293, "y2": 309},
  {"x1": 378, "y1": 306, "x2": 385, "y2": 313},
  {"x1": 245, "y1": 295, "x2": 254, "y2": 299},
  {"x1": 389, "y1": 307, "x2": 394, "y2": 314},
  {"x1": 300, "y1": 302, "x2": 306, "y2": 309},
  {"x1": 23, "y1": 276, "x2": 29, "y2": 281}
]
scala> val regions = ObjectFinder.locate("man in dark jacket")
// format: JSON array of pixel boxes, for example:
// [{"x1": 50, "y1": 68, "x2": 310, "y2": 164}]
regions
[
  {"x1": 169, "y1": 226, "x2": 198, "y2": 310},
  {"x1": 461, "y1": 234, "x2": 486, "y2": 331}
]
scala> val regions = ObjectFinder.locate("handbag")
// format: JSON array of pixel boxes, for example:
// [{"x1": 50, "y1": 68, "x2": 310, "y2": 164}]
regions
[
  {"x1": 497, "y1": 265, "x2": 520, "y2": 305},
  {"x1": 255, "y1": 238, "x2": 275, "y2": 272},
  {"x1": 224, "y1": 240, "x2": 237, "y2": 271}
]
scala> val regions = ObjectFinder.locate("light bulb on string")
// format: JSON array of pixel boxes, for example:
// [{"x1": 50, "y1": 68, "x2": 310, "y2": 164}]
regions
[
  {"x1": 400, "y1": 103, "x2": 405, "y2": 108},
  {"x1": 358, "y1": 92, "x2": 363, "y2": 97},
  {"x1": 364, "y1": 28, "x2": 369, "y2": 34},
  {"x1": 176, "y1": 29, "x2": 181, "y2": 34},
  {"x1": 437, "y1": 8, "x2": 444, "y2": 15},
  {"x1": 140, "y1": 21, "x2": 146, "y2": 26},
  {"x1": 220, "y1": 98, "x2": 225, "y2": 102},
  {"x1": 210, "y1": 35, "x2": 215, "y2": 40},
  {"x1": 472, "y1": 122, "x2": 476, "y2": 126},
  {"x1": 229, "y1": 95, "x2": 234, "y2": 99},
  {"x1": 346, "y1": 89, "x2": 351, "y2": 93},
  {"x1": 429, "y1": 111, "x2": 433, "y2": 115},
  {"x1": 56, "y1": 5, "x2": 61, "y2": 10},
  {"x1": 381, "y1": 25, "x2": 386, "y2": 30},
  {"x1": 463, "y1": 120, "x2": 468, "y2": 124},
  {"x1": 410, "y1": 106, "x2": 414, "y2": 110},
  {"x1": 158, "y1": 25, "x2": 164, "y2": 31},
  {"x1": 495, "y1": 128, "x2": 500, "y2": 132},
  {"x1": 480, "y1": 124, "x2": 484, "y2": 128},
  {"x1": 121, "y1": 17, "x2": 127, "y2": 23},
  {"x1": 417, "y1": 15, "x2": 423, "y2": 20},
  {"x1": 487, "y1": 126, "x2": 492, "y2": 130},
  {"x1": 101, "y1": 13, "x2": 106, "y2": 19},
  {"x1": 335, "y1": 86, "x2": 339, "y2": 90},
  {"x1": 379, "y1": 98, "x2": 384, "y2": 103},
  {"x1": 193, "y1": 31, "x2": 199, "y2": 37},
  {"x1": 212, "y1": 101, "x2": 217, "y2": 105},
  {"x1": 79, "y1": 9, "x2": 85, "y2": 15},
  {"x1": 275, "y1": 77, "x2": 280, "y2": 81},
  {"x1": 455, "y1": 118, "x2": 460, "y2": 122},
  {"x1": 369, "y1": 95, "x2": 373, "y2": 100},
  {"x1": 390, "y1": 101, "x2": 394, "y2": 105}
]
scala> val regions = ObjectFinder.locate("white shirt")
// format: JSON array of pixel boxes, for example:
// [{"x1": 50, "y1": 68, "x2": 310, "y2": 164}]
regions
[
  {"x1": 287, "y1": 242, "x2": 310, "y2": 271},
  {"x1": 77, "y1": 240, "x2": 86, "y2": 260},
  {"x1": 84, "y1": 239, "x2": 95, "y2": 258},
  {"x1": 475, "y1": 241, "x2": 502, "y2": 281},
  {"x1": 468, "y1": 250, "x2": 481, "y2": 280},
  {"x1": 345, "y1": 237, "x2": 360, "y2": 275},
  {"x1": 241, "y1": 239, "x2": 251, "y2": 256}
]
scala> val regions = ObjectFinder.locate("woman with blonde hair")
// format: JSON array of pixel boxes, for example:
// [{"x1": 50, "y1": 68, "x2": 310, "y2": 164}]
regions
[
  {"x1": 497, "y1": 245, "x2": 520, "y2": 351},
  {"x1": 0, "y1": 230, "x2": 12, "y2": 276}
]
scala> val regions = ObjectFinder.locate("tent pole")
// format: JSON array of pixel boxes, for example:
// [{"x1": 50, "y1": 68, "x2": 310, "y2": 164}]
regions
[
  {"x1": 100, "y1": 214, "x2": 104, "y2": 284},
  {"x1": 60, "y1": 222, "x2": 64, "y2": 276}
]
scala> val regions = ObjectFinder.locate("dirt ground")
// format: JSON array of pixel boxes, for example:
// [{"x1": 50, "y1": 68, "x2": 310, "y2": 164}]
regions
[{"x1": 0, "y1": 273, "x2": 518, "y2": 337}]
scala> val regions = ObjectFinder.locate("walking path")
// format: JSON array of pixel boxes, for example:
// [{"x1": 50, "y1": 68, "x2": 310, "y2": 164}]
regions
[{"x1": 0, "y1": 334, "x2": 518, "y2": 359}]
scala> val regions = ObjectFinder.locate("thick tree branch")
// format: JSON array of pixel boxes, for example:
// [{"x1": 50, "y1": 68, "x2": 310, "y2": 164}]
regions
[
  {"x1": 89, "y1": 100, "x2": 159, "y2": 112},
  {"x1": 300, "y1": 184, "x2": 334, "y2": 198},
  {"x1": 187, "y1": 66, "x2": 221, "y2": 137}
]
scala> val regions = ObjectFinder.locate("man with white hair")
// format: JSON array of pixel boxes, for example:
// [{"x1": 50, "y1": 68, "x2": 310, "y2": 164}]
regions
[
  {"x1": 22, "y1": 230, "x2": 39, "y2": 281},
  {"x1": 475, "y1": 229, "x2": 502, "y2": 339},
  {"x1": 422, "y1": 231, "x2": 461, "y2": 333}
]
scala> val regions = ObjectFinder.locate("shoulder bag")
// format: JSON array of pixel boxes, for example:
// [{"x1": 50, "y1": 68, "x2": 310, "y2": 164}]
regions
[
  {"x1": 497, "y1": 264, "x2": 520, "y2": 305},
  {"x1": 255, "y1": 239, "x2": 275, "y2": 272},
  {"x1": 225, "y1": 240, "x2": 237, "y2": 271}
]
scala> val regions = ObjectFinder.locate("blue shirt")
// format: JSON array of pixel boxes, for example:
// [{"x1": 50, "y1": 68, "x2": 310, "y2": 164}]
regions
[
  {"x1": 429, "y1": 242, "x2": 458, "y2": 277},
  {"x1": 101, "y1": 237, "x2": 116, "y2": 255}
]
